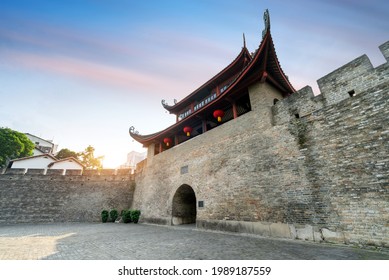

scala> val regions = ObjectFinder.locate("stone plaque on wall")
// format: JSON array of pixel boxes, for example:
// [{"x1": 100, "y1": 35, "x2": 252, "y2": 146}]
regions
[{"x1": 180, "y1": 165, "x2": 188, "y2": 174}]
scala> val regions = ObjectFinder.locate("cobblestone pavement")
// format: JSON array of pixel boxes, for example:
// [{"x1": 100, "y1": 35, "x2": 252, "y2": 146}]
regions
[{"x1": 0, "y1": 223, "x2": 388, "y2": 260}]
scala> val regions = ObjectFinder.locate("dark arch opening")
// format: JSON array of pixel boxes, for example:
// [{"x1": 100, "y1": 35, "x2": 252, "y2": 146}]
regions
[{"x1": 172, "y1": 184, "x2": 197, "y2": 225}]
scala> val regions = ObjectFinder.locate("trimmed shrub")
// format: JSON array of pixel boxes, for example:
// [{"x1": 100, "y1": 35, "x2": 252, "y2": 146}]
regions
[
  {"x1": 130, "y1": 210, "x2": 141, "y2": 224},
  {"x1": 109, "y1": 209, "x2": 119, "y2": 222},
  {"x1": 122, "y1": 210, "x2": 132, "y2": 224},
  {"x1": 101, "y1": 210, "x2": 109, "y2": 223}
]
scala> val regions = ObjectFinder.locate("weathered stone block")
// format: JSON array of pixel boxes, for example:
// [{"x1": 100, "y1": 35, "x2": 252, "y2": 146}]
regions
[
  {"x1": 295, "y1": 225, "x2": 314, "y2": 241},
  {"x1": 289, "y1": 224, "x2": 297, "y2": 239},
  {"x1": 321, "y1": 228, "x2": 345, "y2": 243},
  {"x1": 269, "y1": 223, "x2": 292, "y2": 238},
  {"x1": 314, "y1": 230, "x2": 324, "y2": 242},
  {"x1": 243, "y1": 221, "x2": 271, "y2": 236}
]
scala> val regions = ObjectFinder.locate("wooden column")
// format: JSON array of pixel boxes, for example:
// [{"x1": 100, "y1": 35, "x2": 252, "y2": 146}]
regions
[
  {"x1": 202, "y1": 119, "x2": 207, "y2": 133},
  {"x1": 227, "y1": 97, "x2": 238, "y2": 119},
  {"x1": 232, "y1": 101, "x2": 238, "y2": 119}
]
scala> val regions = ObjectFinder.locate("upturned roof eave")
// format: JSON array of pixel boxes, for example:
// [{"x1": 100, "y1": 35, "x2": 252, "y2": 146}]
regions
[
  {"x1": 131, "y1": 16, "x2": 297, "y2": 146},
  {"x1": 161, "y1": 46, "x2": 252, "y2": 113},
  {"x1": 129, "y1": 42, "x2": 267, "y2": 146},
  {"x1": 266, "y1": 34, "x2": 296, "y2": 94}
]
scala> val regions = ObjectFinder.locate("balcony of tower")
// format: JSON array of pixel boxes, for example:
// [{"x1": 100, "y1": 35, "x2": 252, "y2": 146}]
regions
[
  {"x1": 152, "y1": 89, "x2": 252, "y2": 157},
  {"x1": 176, "y1": 75, "x2": 239, "y2": 122}
]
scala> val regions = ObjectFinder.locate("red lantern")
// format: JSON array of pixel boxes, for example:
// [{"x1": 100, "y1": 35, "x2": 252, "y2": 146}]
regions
[
  {"x1": 213, "y1": 109, "x2": 225, "y2": 122},
  {"x1": 163, "y1": 137, "x2": 172, "y2": 147},
  {"x1": 183, "y1": 126, "x2": 193, "y2": 136}
]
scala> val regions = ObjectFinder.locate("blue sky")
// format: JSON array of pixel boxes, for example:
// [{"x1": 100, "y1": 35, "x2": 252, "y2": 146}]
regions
[{"x1": 0, "y1": 0, "x2": 388, "y2": 167}]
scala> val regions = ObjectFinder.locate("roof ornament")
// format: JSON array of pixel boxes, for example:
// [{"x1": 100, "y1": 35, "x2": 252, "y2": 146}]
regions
[
  {"x1": 162, "y1": 99, "x2": 177, "y2": 105},
  {"x1": 262, "y1": 9, "x2": 270, "y2": 38},
  {"x1": 243, "y1": 33, "x2": 246, "y2": 48},
  {"x1": 129, "y1": 126, "x2": 139, "y2": 135}
]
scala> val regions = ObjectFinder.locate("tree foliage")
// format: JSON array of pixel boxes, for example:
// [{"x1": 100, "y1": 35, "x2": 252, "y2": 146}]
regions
[
  {"x1": 79, "y1": 145, "x2": 103, "y2": 169},
  {"x1": 55, "y1": 148, "x2": 79, "y2": 160},
  {"x1": 0, "y1": 128, "x2": 104, "y2": 170},
  {"x1": 55, "y1": 145, "x2": 103, "y2": 169},
  {"x1": 0, "y1": 127, "x2": 35, "y2": 167}
]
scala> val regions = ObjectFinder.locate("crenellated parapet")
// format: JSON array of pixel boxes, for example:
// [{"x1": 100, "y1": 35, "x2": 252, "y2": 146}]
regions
[
  {"x1": 272, "y1": 85, "x2": 324, "y2": 125},
  {"x1": 0, "y1": 170, "x2": 135, "y2": 224},
  {"x1": 1, "y1": 168, "x2": 135, "y2": 178},
  {"x1": 273, "y1": 40, "x2": 389, "y2": 125},
  {"x1": 379, "y1": 41, "x2": 389, "y2": 62}
]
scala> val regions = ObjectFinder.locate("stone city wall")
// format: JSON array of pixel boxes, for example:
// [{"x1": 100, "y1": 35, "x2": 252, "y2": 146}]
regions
[
  {"x1": 0, "y1": 171, "x2": 135, "y2": 224},
  {"x1": 318, "y1": 41, "x2": 389, "y2": 106},
  {"x1": 133, "y1": 41, "x2": 389, "y2": 248}
]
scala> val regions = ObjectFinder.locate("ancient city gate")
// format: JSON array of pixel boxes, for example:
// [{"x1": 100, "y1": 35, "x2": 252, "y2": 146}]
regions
[{"x1": 171, "y1": 184, "x2": 197, "y2": 225}]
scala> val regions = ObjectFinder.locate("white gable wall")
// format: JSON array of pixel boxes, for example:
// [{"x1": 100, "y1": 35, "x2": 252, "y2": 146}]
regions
[
  {"x1": 12, "y1": 156, "x2": 56, "y2": 169},
  {"x1": 25, "y1": 134, "x2": 53, "y2": 146},
  {"x1": 32, "y1": 148, "x2": 45, "y2": 156},
  {"x1": 25, "y1": 134, "x2": 57, "y2": 154}
]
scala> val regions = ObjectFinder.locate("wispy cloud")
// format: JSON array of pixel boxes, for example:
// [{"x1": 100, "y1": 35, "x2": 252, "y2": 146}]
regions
[
  {"x1": 5, "y1": 51, "x2": 195, "y2": 96},
  {"x1": 1, "y1": 14, "x2": 243, "y2": 100},
  {"x1": 0, "y1": 18, "x2": 142, "y2": 66}
]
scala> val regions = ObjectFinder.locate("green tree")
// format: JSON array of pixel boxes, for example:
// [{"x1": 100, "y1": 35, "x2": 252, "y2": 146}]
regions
[
  {"x1": 0, "y1": 127, "x2": 35, "y2": 167},
  {"x1": 55, "y1": 148, "x2": 79, "y2": 160},
  {"x1": 79, "y1": 145, "x2": 103, "y2": 169}
]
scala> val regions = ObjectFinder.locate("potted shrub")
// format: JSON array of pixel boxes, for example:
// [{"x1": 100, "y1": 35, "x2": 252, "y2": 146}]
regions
[
  {"x1": 130, "y1": 210, "x2": 141, "y2": 224},
  {"x1": 101, "y1": 210, "x2": 109, "y2": 223},
  {"x1": 122, "y1": 209, "x2": 132, "y2": 224},
  {"x1": 109, "y1": 209, "x2": 119, "y2": 222}
]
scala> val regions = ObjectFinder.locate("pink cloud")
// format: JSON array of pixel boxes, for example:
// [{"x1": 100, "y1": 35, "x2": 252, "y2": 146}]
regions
[
  {"x1": 5, "y1": 51, "x2": 192, "y2": 97},
  {"x1": 0, "y1": 16, "x2": 236, "y2": 73},
  {"x1": 0, "y1": 17, "x2": 241, "y2": 101},
  {"x1": 0, "y1": 23, "x2": 140, "y2": 61}
]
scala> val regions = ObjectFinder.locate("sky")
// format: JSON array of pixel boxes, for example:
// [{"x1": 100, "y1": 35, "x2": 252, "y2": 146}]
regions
[{"x1": 0, "y1": 0, "x2": 388, "y2": 168}]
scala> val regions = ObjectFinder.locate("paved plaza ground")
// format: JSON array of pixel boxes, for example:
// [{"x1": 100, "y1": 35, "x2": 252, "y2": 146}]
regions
[{"x1": 0, "y1": 223, "x2": 388, "y2": 260}]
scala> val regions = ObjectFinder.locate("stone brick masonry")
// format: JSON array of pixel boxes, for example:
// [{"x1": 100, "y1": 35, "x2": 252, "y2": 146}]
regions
[
  {"x1": 0, "y1": 173, "x2": 134, "y2": 223},
  {"x1": 133, "y1": 41, "x2": 389, "y2": 248}
]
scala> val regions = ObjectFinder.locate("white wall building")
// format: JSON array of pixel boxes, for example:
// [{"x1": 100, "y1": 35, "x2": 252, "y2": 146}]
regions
[
  {"x1": 25, "y1": 133, "x2": 58, "y2": 155},
  {"x1": 10, "y1": 154, "x2": 57, "y2": 170},
  {"x1": 48, "y1": 157, "x2": 84, "y2": 170},
  {"x1": 8, "y1": 155, "x2": 84, "y2": 175},
  {"x1": 119, "y1": 151, "x2": 146, "y2": 171}
]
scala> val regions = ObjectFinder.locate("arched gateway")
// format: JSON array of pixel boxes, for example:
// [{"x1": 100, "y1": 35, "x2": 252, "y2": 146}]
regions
[{"x1": 171, "y1": 184, "x2": 197, "y2": 225}]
